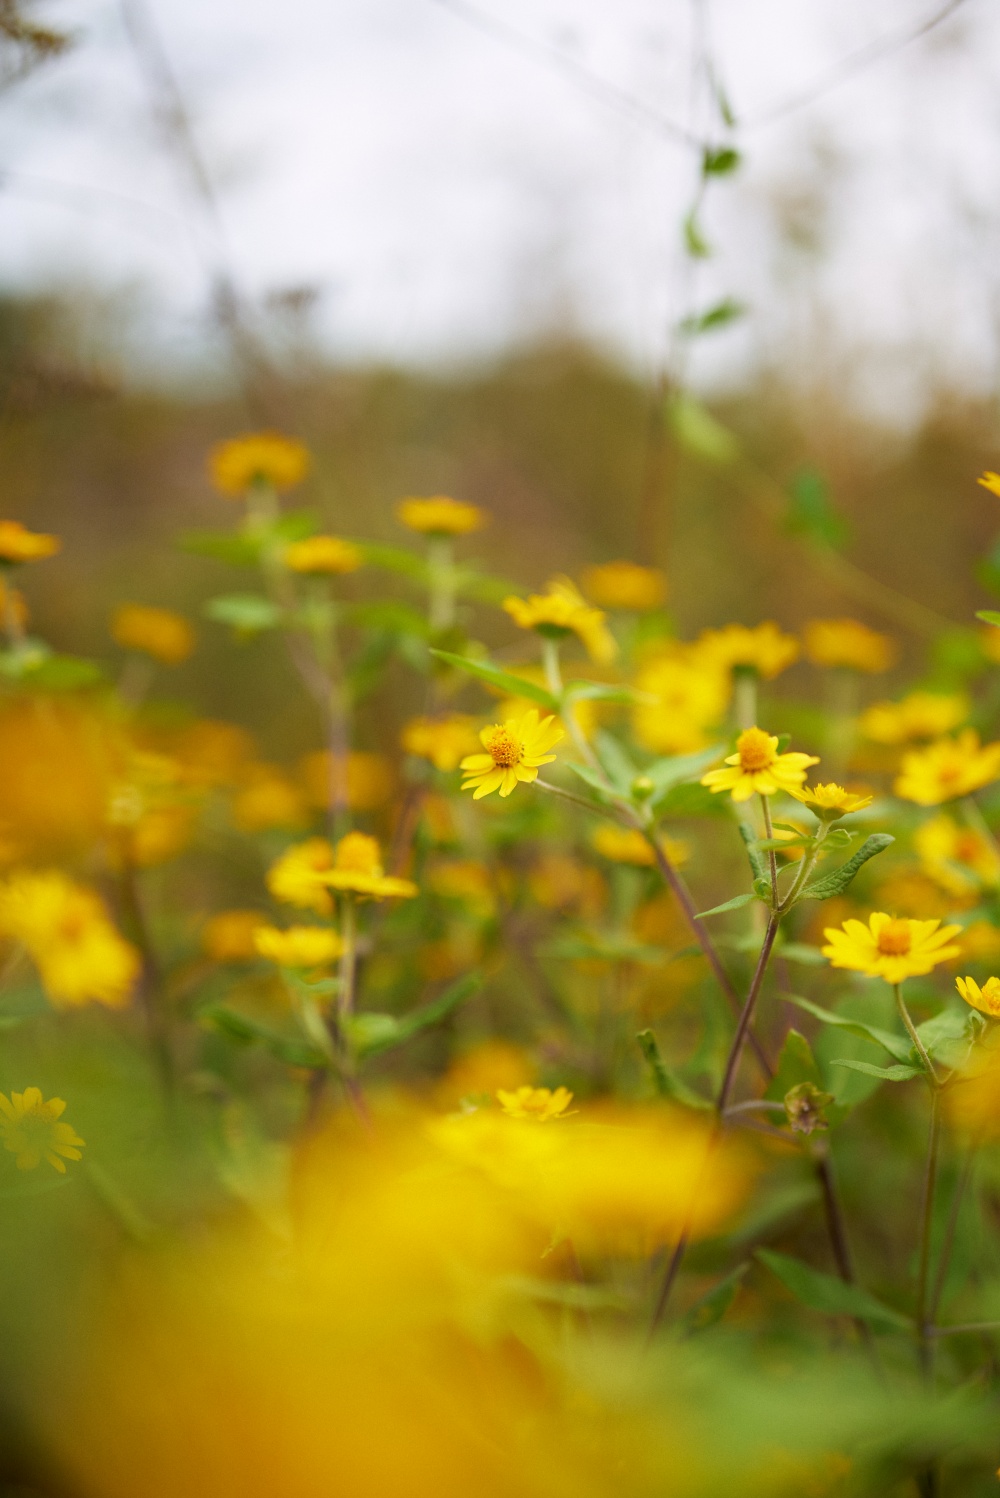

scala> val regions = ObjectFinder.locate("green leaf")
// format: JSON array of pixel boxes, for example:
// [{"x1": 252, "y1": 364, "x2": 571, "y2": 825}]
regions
[
  {"x1": 666, "y1": 396, "x2": 740, "y2": 466},
  {"x1": 695, "y1": 891, "x2": 756, "y2": 919},
  {"x1": 201, "y1": 1005, "x2": 328, "y2": 1069},
  {"x1": 975, "y1": 610, "x2": 1000, "y2": 628},
  {"x1": 355, "y1": 541, "x2": 427, "y2": 580},
  {"x1": 429, "y1": 649, "x2": 557, "y2": 710},
  {"x1": 915, "y1": 1006, "x2": 969, "y2": 1059},
  {"x1": 829, "y1": 1059, "x2": 922, "y2": 1083},
  {"x1": 776, "y1": 942, "x2": 826, "y2": 966},
  {"x1": 636, "y1": 1030, "x2": 712, "y2": 1110},
  {"x1": 756, "y1": 1248, "x2": 912, "y2": 1331},
  {"x1": 738, "y1": 820, "x2": 767, "y2": 882},
  {"x1": 563, "y1": 760, "x2": 620, "y2": 803},
  {"x1": 562, "y1": 681, "x2": 639, "y2": 705},
  {"x1": 645, "y1": 744, "x2": 727, "y2": 806},
  {"x1": 682, "y1": 209, "x2": 711, "y2": 258},
  {"x1": 799, "y1": 834, "x2": 894, "y2": 900},
  {"x1": 204, "y1": 593, "x2": 283, "y2": 634},
  {"x1": 682, "y1": 1264, "x2": 749, "y2": 1334},
  {"x1": 354, "y1": 974, "x2": 483, "y2": 1059},
  {"x1": 20, "y1": 654, "x2": 103, "y2": 690},
  {"x1": 785, "y1": 468, "x2": 850, "y2": 551},
  {"x1": 593, "y1": 731, "x2": 638, "y2": 793},
  {"x1": 764, "y1": 1029, "x2": 821, "y2": 1103},
  {"x1": 785, "y1": 993, "x2": 912, "y2": 1064},
  {"x1": 343, "y1": 601, "x2": 430, "y2": 637},
  {"x1": 678, "y1": 298, "x2": 746, "y2": 336},
  {"x1": 178, "y1": 528, "x2": 263, "y2": 567},
  {"x1": 702, "y1": 145, "x2": 741, "y2": 176}
]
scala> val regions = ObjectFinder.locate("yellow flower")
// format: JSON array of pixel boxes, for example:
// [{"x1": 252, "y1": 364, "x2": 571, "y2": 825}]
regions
[
  {"x1": 253, "y1": 924, "x2": 344, "y2": 969},
  {"x1": 859, "y1": 691, "x2": 969, "y2": 744},
  {"x1": 266, "y1": 837, "x2": 336, "y2": 915},
  {"x1": 321, "y1": 832, "x2": 418, "y2": 901},
  {"x1": 496, "y1": 1085, "x2": 574, "y2": 1121},
  {"x1": 0, "y1": 871, "x2": 140, "y2": 1008},
  {"x1": 283, "y1": 535, "x2": 363, "y2": 574},
  {"x1": 694, "y1": 622, "x2": 799, "y2": 680},
  {"x1": 581, "y1": 560, "x2": 666, "y2": 612},
  {"x1": 209, "y1": 431, "x2": 310, "y2": 496},
  {"x1": 0, "y1": 1089, "x2": 84, "y2": 1173},
  {"x1": 701, "y1": 727, "x2": 819, "y2": 803},
  {"x1": 0, "y1": 520, "x2": 60, "y2": 564},
  {"x1": 915, "y1": 813, "x2": 1000, "y2": 895},
  {"x1": 299, "y1": 750, "x2": 395, "y2": 813},
  {"x1": 502, "y1": 577, "x2": 617, "y2": 663},
  {"x1": 590, "y1": 823, "x2": 689, "y2": 868},
  {"x1": 803, "y1": 618, "x2": 895, "y2": 673},
  {"x1": 111, "y1": 604, "x2": 196, "y2": 666},
  {"x1": 956, "y1": 975, "x2": 1000, "y2": 1017},
  {"x1": 395, "y1": 495, "x2": 486, "y2": 536},
  {"x1": 460, "y1": 709, "x2": 564, "y2": 800},
  {"x1": 202, "y1": 909, "x2": 270, "y2": 962},
  {"x1": 231, "y1": 764, "x2": 307, "y2": 833},
  {"x1": 631, "y1": 652, "x2": 728, "y2": 754},
  {"x1": 894, "y1": 730, "x2": 1000, "y2": 806},
  {"x1": 427, "y1": 859, "x2": 496, "y2": 919},
  {"x1": 401, "y1": 715, "x2": 481, "y2": 772},
  {"x1": 977, "y1": 471, "x2": 1000, "y2": 498},
  {"x1": 821, "y1": 912, "x2": 962, "y2": 985},
  {"x1": 789, "y1": 782, "x2": 873, "y2": 818}
]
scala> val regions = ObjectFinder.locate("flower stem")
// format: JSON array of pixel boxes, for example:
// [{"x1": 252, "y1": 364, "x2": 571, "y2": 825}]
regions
[
  {"x1": 760, "y1": 794, "x2": 778, "y2": 905},
  {"x1": 337, "y1": 899, "x2": 358, "y2": 1022},
  {"x1": 427, "y1": 537, "x2": 456, "y2": 632},
  {"x1": 915, "y1": 1091, "x2": 941, "y2": 1498},
  {"x1": 894, "y1": 984, "x2": 939, "y2": 1083},
  {"x1": 929, "y1": 1137, "x2": 979, "y2": 1323}
]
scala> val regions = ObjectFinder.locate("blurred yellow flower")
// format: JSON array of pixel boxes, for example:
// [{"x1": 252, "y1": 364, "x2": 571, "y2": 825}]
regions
[
  {"x1": 915, "y1": 812, "x2": 1000, "y2": 895},
  {"x1": 894, "y1": 730, "x2": 1000, "y2": 806},
  {"x1": 496, "y1": 1085, "x2": 574, "y2": 1121},
  {"x1": 977, "y1": 470, "x2": 1000, "y2": 498},
  {"x1": 284, "y1": 535, "x2": 363, "y2": 574},
  {"x1": 701, "y1": 727, "x2": 819, "y2": 803},
  {"x1": 789, "y1": 782, "x2": 873, "y2": 818},
  {"x1": 112, "y1": 604, "x2": 196, "y2": 665},
  {"x1": 631, "y1": 652, "x2": 728, "y2": 754},
  {"x1": 460, "y1": 709, "x2": 563, "y2": 799},
  {"x1": 0, "y1": 870, "x2": 139, "y2": 1008},
  {"x1": 956, "y1": 975, "x2": 1000, "y2": 1017},
  {"x1": 299, "y1": 749, "x2": 395, "y2": 813},
  {"x1": 821, "y1": 912, "x2": 962, "y2": 984},
  {"x1": 253, "y1": 924, "x2": 343, "y2": 969},
  {"x1": 503, "y1": 577, "x2": 617, "y2": 663},
  {"x1": 402, "y1": 714, "x2": 481, "y2": 772},
  {"x1": 0, "y1": 578, "x2": 27, "y2": 629},
  {"x1": 427, "y1": 858, "x2": 495, "y2": 919},
  {"x1": 202, "y1": 909, "x2": 270, "y2": 962},
  {"x1": 231, "y1": 764, "x2": 307, "y2": 833},
  {"x1": 694, "y1": 622, "x2": 799, "y2": 680},
  {"x1": 955, "y1": 920, "x2": 1000, "y2": 961},
  {"x1": 209, "y1": 431, "x2": 310, "y2": 496},
  {"x1": 396, "y1": 495, "x2": 485, "y2": 535},
  {"x1": 167, "y1": 719, "x2": 255, "y2": 788},
  {"x1": 591, "y1": 823, "x2": 657, "y2": 865},
  {"x1": 0, "y1": 1088, "x2": 84, "y2": 1173},
  {"x1": 266, "y1": 837, "x2": 336, "y2": 915},
  {"x1": 528, "y1": 852, "x2": 606, "y2": 917},
  {"x1": 322, "y1": 831, "x2": 418, "y2": 900},
  {"x1": 803, "y1": 618, "x2": 895, "y2": 673},
  {"x1": 0, "y1": 519, "x2": 60, "y2": 564},
  {"x1": 859, "y1": 691, "x2": 969, "y2": 744},
  {"x1": 581, "y1": 560, "x2": 666, "y2": 612}
]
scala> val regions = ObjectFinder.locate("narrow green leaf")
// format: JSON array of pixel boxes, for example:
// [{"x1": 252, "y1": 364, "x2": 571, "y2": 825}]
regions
[
  {"x1": 356, "y1": 541, "x2": 428, "y2": 579},
  {"x1": 593, "y1": 731, "x2": 638, "y2": 793},
  {"x1": 738, "y1": 820, "x2": 767, "y2": 882},
  {"x1": 636, "y1": 1030, "x2": 713, "y2": 1110},
  {"x1": 563, "y1": 760, "x2": 620, "y2": 802},
  {"x1": 356, "y1": 973, "x2": 483, "y2": 1059},
  {"x1": 178, "y1": 528, "x2": 262, "y2": 566},
  {"x1": 683, "y1": 209, "x2": 712, "y2": 258},
  {"x1": 678, "y1": 298, "x2": 746, "y2": 336},
  {"x1": 646, "y1": 744, "x2": 727, "y2": 805},
  {"x1": 562, "y1": 681, "x2": 639, "y2": 705},
  {"x1": 204, "y1": 594, "x2": 283, "y2": 634},
  {"x1": 429, "y1": 650, "x2": 557, "y2": 710},
  {"x1": 776, "y1": 943, "x2": 826, "y2": 966},
  {"x1": 666, "y1": 396, "x2": 740, "y2": 466},
  {"x1": 785, "y1": 993, "x2": 912, "y2": 1064},
  {"x1": 830, "y1": 1059, "x2": 922, "y2": 1083},
  {"x1": 756, "y1": 1248, "x2": 913, "y2": 1331},
  {"x1": 682, "y1": 1264, "x2": 748, "y2": 1334},
  {"x1": 702, "y1": 145, "x2": 741, "y2": 176},
  {"x1": 799, "y1": 833, "x2": 894, "y2": 900},
  {"x1": 975, "y1": 610, "x2": 1000, "y2": 628},
  {"x1": 695, "y1": 891, "x2": 756, "y2": 919},
  {"x1": 201, "y1": 1005, "x2": 328, "y2": 1069}
]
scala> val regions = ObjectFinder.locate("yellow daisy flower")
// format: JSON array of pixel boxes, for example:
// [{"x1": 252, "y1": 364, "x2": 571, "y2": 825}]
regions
[
  {"x1": 283, "y1": 535, "x2": 363, "y2": 575},
  {"x1": 915, "y1": 813, "x2": 1000, "y2": 895},
  {"x1": 253, "y1": 924, "x2": 344, "y2": 969},
  {"x1": 631, "y1": 650, "x2": 728, "y2": 755},
  {"x1": 460, "y1": 709, "x2": 564, "y2": 800},
  {"x1": 503, "y1": 577, "x2": 617, "y2": 663},
  {"x1": 821, "y1": 912, "x2": 962, "y2": 985},
  {"x1": 209, "y1": 431, "x2": 310, "y2": 496},
  {"x1": 789, "y1": 782, "x2": 873, "y2": 819},
  {"x1": 496, "y1": 1085, "x2": 574, "y2": 1121},
  {"x1": 0, "y1": 1088, "x2": 85, "y2": 1173},
  {"x1": 395, "y1": 495, "x2": 486, "y2": 536},
  {"x1": 701, "y1": 727, "x2": 819, "y2": 803},
  {"x1": 893, "y1": 730, "x2": 1000, "y2": 806},
  {"x1": 266, "y1": 837, "x2": 337, "y2": 915},
  {"x1": 0, "y1": 871, "x2": 140, "y2": 1009},
  {"x1": 581, "y1": 560, "x2": 666, "y2": 612},
  {"x1": 803, "y1": 618, "x2": 895, "y2": 673},
  {"x1": 201, "y1": 909, "x2": 270, "y2": 962},
  {"x1": 859, "y1": 691, "x2": 969, "y2": 745},
  {"x1": 401, "y1": 714, "x2": 481, "y2": 772},
  {"x1": 693, "y1": 622, "x2": 799, "y2": 680},
  {"x1": 320, "y1": 831, "x2": 418, "y2": 901},
  {"x1": 977, "y1": 471, "x2": 1000, "y2": 498},
  {"x1": 591, "y1": 823, "x2": 689, "y2": 867},
  {"x1": 0, "y1": 520, "x2": 60, "y2": 564},
  {"x1": 111, "y1": 604, "x2": 196, "y2": 666},
  {"x1": 956, "y1": 975, "x2": 1000, "y2": 1017}
]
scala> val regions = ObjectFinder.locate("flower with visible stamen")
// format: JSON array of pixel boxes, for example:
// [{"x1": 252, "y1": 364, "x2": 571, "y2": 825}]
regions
[
  {"x1": 460, "y1": 710, "x2": 564, "y2": 800},
  {"x1": 956, "y1": 975, "x2": 1000, "y2": 1017},
  {"x1": 821, "y1": 912, "x2": 962, "y2": 985},
  {"x1": 700, "y1": 727, "x2": 818, "y2": 803}
]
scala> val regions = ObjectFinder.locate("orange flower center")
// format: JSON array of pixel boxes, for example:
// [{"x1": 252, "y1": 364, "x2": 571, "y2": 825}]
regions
[
  {"x1": 955, "y1": 832, "x2": 982, "y2": 863},
  {"x1": 876, "y1": 919, "x2": 912, "y2": 957},
  {"x1": 484, "y1": 726, "x2": 522, "y2": 768},
  {"x1": 737, "y1": 728, "x2": 775, "y2": 773}
]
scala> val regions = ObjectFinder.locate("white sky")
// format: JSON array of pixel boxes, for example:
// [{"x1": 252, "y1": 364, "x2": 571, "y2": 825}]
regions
[{"x1": 0, "y1": 0, "x2": 997, "y2": 415}]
